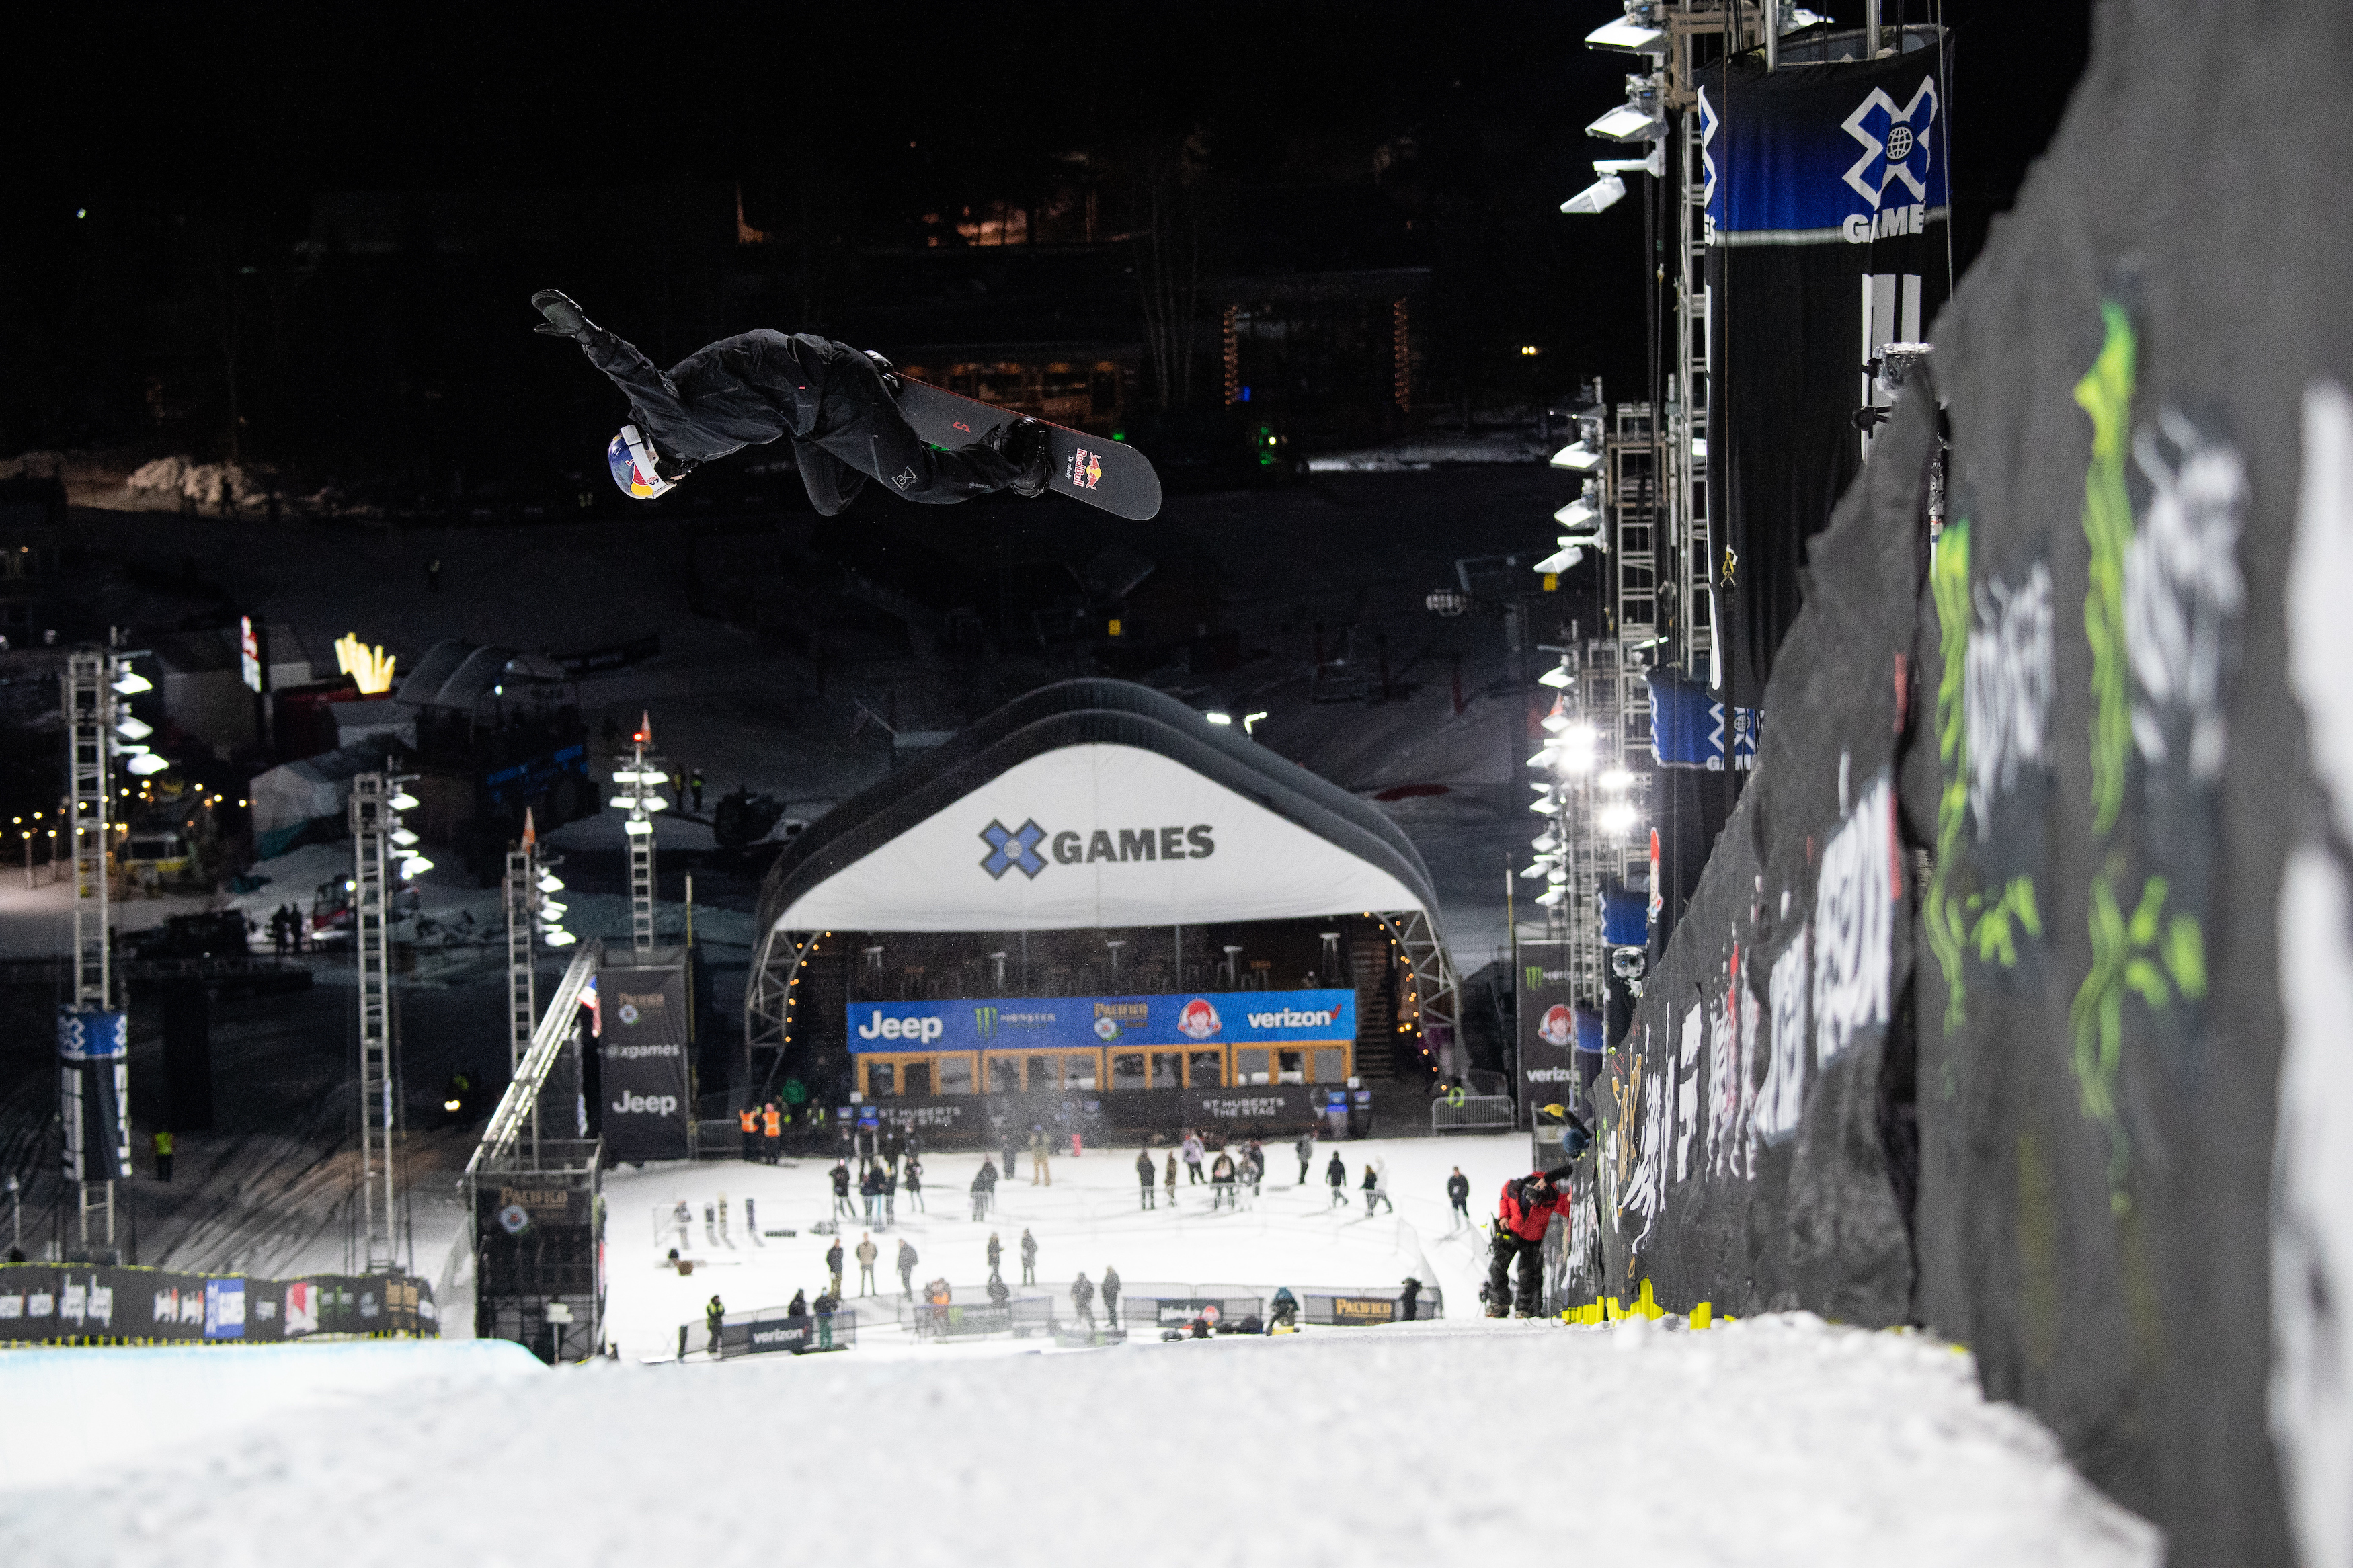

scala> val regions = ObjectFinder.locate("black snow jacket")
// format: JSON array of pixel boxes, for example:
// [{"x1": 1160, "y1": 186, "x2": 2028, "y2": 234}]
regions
[{"x1": 580, "y1": 327, "x2": 837, "y2": 465}]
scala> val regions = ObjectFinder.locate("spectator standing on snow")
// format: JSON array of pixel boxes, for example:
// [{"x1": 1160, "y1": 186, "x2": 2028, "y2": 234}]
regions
[
  {"x1": 860, "y1": 1163, "x2": 883, "y2": 1224},
  {"x1": 705, "y1": 1294, "x2": 725, "y2": 1357},
  {"x1": 1295, "y1": 1131, "x2": 1315, "y2": 1184},
  {"x1": 896, "y1": 1237, "x2": 918, "y2": 1299},
  {"x1": 1182, "y1": 1132, "x2": 1206, "y2": 1184},
  {"x1": 1029, "y1": 1126, "x2": 1053, "y2": 1186},
  {"x1": 1102, "y1": 1266, "x2": 1122, "y2": 1329},
  {"x1": 1368, "y1": 1159, "x2": 1394, "y2": 1216},
  {"x1": 1326, "y1": 1151, "x2": 1349, "y2": 1208},
  {"x1": 1002, "y1": 1126, "x2": 1023, "y2": 1183},
  {"x1": 1136, "y1": 1147, "x2": 1157, "y2": 1210},
  {"x1": 855, "y1": 1233, "x2": 879, "y2": 1296},
  {"x1": 905, "y1": 1153, "x2": 924, "y2": 1212},
  {"x1": 826, "y1": 1238, "x2": 845, "y2": 1298},
  {"x1": 883, "y1": 1164, "x2": 899, "y2": 1226},
  {"x1": 971, "y1": 1156, "x2": 998, "y2": 1220},
  {"x1": 1164, "y1": 1151, "x2": 1179, "y2": 1208},
  {"x1": 1400, "y1": 1277, "x2": 1423, "y2": 1322},
  {"x1": 1072, "y1": 1271, "x2": 1096, "y2": 1331},
  {"x1": 1020, "y1": 1228, "x2": 1038, "y2": 1286},
  {"x1": 813, "y1": 1287, "x2": 838, "y2": 1350},
  {"x1": 831, "y1": 1159, "x2": 854, "y2": 1218},
  {"x1": 1209, "y1": 1150, "x2": 1237, "y2": 1211},
  {"x1": 788, "y1": 1288, "x2": 808, "y2": 1319},
  {"x1": 1447, "y1": 1167, "x2": 1471, "y2": 1230},
  {"x1": 1245, "y1": 1141, "x2": 1265, "y2": 1196},
  {"x1": 986, "y1": 1232, "x2": 1003, "y2": 1277}
]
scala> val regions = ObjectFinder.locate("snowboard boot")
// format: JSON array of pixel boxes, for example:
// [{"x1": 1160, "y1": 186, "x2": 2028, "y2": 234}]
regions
[
  {"x1": 988, "y1": 417, "x2": 1051, "y2": 498},
  {"x1": 1484, "y1": 1300, "x2": 1511, "y2": 1319},
  {"x1": 531, "y1": 288, "x2": 595, "y2": 340}
]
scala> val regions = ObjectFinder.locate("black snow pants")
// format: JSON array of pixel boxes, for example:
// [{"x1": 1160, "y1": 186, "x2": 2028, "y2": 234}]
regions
[
  {"x1": 1488, "y1": 1232, "x2": 1544, "y2": 1316},
  {"x1": 794, "y1": 352, "x2": 1020, "y2": 515}
]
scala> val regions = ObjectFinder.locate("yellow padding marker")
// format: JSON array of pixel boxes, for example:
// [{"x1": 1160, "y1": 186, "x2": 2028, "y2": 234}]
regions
[{"x1": 1690, "y1": 1303, "x2": 1712, "y2": 1330}]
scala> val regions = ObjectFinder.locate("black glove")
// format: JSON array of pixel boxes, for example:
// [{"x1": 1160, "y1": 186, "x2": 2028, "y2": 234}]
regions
[
  {"x1": 532, "y1": 289, "x2": 594, "y2": 341},
  {"x1": 863, "y1": 349, "x2": 900, "y2": 390}
]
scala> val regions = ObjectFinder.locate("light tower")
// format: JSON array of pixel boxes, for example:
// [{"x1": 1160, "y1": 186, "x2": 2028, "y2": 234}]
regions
[
  {"x1": 59, "y1": 645, "x2": 147, "y2": 1255},
  {"x1": 351, "y1": 766, "x2": 425, "y2": 1274},
  {"x1": 611, "y1": 712, "x2": 668, "y2": 955}
]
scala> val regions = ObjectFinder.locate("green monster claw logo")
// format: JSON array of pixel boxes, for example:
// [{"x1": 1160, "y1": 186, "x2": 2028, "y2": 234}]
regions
[{"x1": 2065, "y1": 301, "x2": 2210, "y2": 1210}]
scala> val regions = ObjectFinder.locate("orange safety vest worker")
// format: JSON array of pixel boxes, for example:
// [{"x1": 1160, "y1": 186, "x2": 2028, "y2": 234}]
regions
[
  {"x1": 762, "y1": 1106, "x2": 782, "y2": 1138},
  {"x1": 738, "y1": 1108, "x2": 757, "y2": 1135}
]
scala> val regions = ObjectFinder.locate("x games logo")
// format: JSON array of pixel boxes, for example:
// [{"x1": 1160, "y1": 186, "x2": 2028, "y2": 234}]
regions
[{"x1": 979, "y1": 818, "x2": 1049, "y2": 880}]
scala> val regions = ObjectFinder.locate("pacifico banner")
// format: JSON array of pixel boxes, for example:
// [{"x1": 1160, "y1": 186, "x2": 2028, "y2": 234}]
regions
[{"x1": 845, "y1": 988, "x2": 1355, "y2": 1055}]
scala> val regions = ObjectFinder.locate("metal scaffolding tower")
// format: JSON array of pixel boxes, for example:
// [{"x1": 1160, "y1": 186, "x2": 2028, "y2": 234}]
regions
[
  {"x1": 616, "y1": 713, "x2": 666, "y2": 956},
  {"x1": 505, "y1": 821, "x2": 540, "y2": 1149},
  {"x1": 61, "y1": 648, "x2": 129, "y2": 1251},
  {"x1": 350, "y1": 770, "x2": 411, "y2": 1274}
]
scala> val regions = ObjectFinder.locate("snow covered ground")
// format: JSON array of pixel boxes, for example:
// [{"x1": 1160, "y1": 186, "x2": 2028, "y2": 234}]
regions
[
  {"x1": 0, "y1": 1313, "x2": 2157, "y2": 1565},
  {"x1": 600, "y1": 1132, "x2": 1529, "y2": 1360}
]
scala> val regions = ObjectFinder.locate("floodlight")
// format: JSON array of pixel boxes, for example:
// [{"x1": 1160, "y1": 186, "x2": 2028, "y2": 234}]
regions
[
  {"x1": 111, "y1": 741, "x2": 149, "y2": 757},
  {"x1": 1538, "y1": 660, "x2": 1574, "y2": 690},
  {"x1": 1587, "y1": 104, "x2": 1662, "y2": 144},
  {"x1": 1785, "y1": 7, "x2": 1826, "y2": 28},
  {"x1": 1205, "y1": 712, "x2": 1233, "y2": 725},
  {"x1": 399, "y1": 854, "x2": 434, "y2": 875},
  {"x1": 623, "y1": 819, "x2": 653, "y2": 837},
  {"x1": 544, "y1": 928, "x2": 579, "y2": 948},
  {"x1": 1599, "y1": 802, "x2": 1640, "y2": 835},
  {"x1": 1535, "y1": 546, "x2": 1584, "y2": 575},
  {"x1": 1527, "y1": 747, "x2": 1558, "y2": 768},
  {"x1": 1600, "y1": 768, "x2": 1634, "y2": 791},
  {"x1": 1533, "y1": 832, "x2": 1561, "y2": 853},
  {"x1": 126, "y1": 753, "x2": 169, "y2": 776},
  {"x1": 1541, "y1": 700, "x2": 1570, "y2": 733},
  {"x1": 1560, "y1": 175, "x2": 1626, "y2": 216},
  {"x1": 617, "y1": 794, "x2": 668, "y2": 812},
  {"x1": 1531, "y1": 778, "x2": 1557, "y2": 792},
  {"x1": 1546, "y1": 867, "x2": 1569, "y2": 884},
  {"x1": 538, "y1": 873, "x2": 564, "y2": 893},
  {"x1": 1595, "y1": 146, "x2": 1665, "y2": 180},
  {"x1": 443, "y1": 1098, "x2": 463, "y2": 1112},
  {"x1": 1519, "y1": 862, "x2": 1552, "y2": 881},
  {"x1": 1554, "y1": 499, "x2": 1599, "y2": 532},
  {"x1": 610, "y1": 770, "x2": 651, "y2": 785},
  {"x1": 1550, "y1": 442, "x2": 1601, "y2": 472},
  {"x1": 389, "y1": 791, "x2": 420, "y2": 811},
  {"x1": 1692, "y1": 436, "x2": 1709, "y2": 459},
  {"x1": 111, "y1": 671, "x2": 153, "y2": 696},
  {"x1": 389, "y1": 828, "x2": 420, "y2": 848},
  {"x1": 115, "y1": 716, "x2": 153, "y2": 741},
  {"x1": 1536, "y1": 887, "x2": 1568, "y2": 907},
  {"x1": 1586, "y1": 15, "x2": 1667, "y2": 54},
  {"x1": 1243, "y1": 711, "x2": 1268, "y2": 735},
  {"x1": 539, "y1": 900, "x2": 567, "y2": 919}
]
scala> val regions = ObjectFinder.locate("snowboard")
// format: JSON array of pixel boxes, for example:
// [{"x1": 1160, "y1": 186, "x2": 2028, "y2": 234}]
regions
[{"x1": 888, "y1": 376, "x2": 1162, "y2": 520}]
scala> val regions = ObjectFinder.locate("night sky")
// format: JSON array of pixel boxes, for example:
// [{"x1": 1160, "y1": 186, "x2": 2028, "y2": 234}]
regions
[{"x1": 4, "y1": 1, "x2": 2089, "y2": 480}]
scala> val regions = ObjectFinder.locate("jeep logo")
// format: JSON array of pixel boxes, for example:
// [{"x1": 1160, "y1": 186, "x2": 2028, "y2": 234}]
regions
[
  {"x1": 612, "y1": 1092, "x2": 680, "y2": 1115},
  {"x1": 857, "y1": 1012, "x2": 945, "y2": 1044}
]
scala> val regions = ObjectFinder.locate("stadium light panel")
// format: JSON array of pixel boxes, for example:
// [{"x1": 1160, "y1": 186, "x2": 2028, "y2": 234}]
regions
[
  {"x1": 1538, "y1": 659, "x2": 1574, "y2": 690},
  {"x1": 389, "y1": 791, "x2": 420, "y2": 811},
  {"x1": 1535, "y1": 546, "x2": 1585, "y2": 575},
  {"x1": 115, "y1": 716, "x2": 153, "y2": 741},
  {"x1": 1555, "y1": 499, "x2": 1599, "y2": 532},
  {"x1": 111, "y1": 671, "x2": 153, "y2": 696},
  {"x1": 1560, "y1": 175, "x2": 1626, "y2": 216},
  {"x1": 1586, "y1": 16, "x2": 1667, "y2": 54},
  {"x1": 1599, "y1": 802, "x2": 1641, "y2": 835},
  {"x1": 1587, "y1": 104, "x2": 1663, "y2": 144},
  {"x1": 1550, "y1": 442, "x2": 1602, "y2": 472},
  {"x1": 126, "y1": 753, "x2": 169, "y2": 776}
]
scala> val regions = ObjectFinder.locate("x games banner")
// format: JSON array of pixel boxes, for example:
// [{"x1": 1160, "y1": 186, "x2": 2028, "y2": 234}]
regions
[{"x1": 1702, "y1": 44, "x2": 1952, "y2": 706}]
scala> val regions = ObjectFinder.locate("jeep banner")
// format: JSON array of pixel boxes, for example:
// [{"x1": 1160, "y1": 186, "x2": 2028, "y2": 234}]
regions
[
  {"x1": 600, "y1": 960, "x2": 690, "y2": 1163},
  {"x1": 0, "y1": 1262, "x2": 436, "y2": 1344},
  {"x1": 1515, "y1": 938, "x2": 1587, "y2": 1109},
  {"x1": 846, "y1": 988, "x2": 1355, "y2": 1055}
]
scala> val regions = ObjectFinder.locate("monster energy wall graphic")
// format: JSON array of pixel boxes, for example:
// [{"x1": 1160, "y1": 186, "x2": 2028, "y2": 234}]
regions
[
  {"x1": 1703, "y1": 45, "x2": 1952, "y2": 708},
  {"x1": 1554, "y1": 5, "x2": 2353, "y2": 1561}
]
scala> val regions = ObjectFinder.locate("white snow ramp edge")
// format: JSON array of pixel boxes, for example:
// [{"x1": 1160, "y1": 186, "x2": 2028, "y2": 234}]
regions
[{"x1": 0, "y1": 1315, "x2": 2153, "y2": 1565}]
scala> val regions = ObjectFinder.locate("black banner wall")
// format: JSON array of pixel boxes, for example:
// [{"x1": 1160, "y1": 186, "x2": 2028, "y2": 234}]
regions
[
  {"x1": 1570, "y1": 3, "x2": 2353, "y2": 1561},
  {"x1": 600, "y1": 958, "x2": 691, "y2": 1163},
  {"x1": 1704, "y1": 44, "x2": 1953, "y2": 708},
  {"x1": 0, "y1": 1262, "x2": 437, "y2": 1344}
]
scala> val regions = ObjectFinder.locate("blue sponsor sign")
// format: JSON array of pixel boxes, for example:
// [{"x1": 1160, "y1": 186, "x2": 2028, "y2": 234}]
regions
[
  {"x1": 847, "y1": 989, "x2": 1357, "y2": 1055},
  {"x1": 1700, "y1": 52, "x2": 1948, "y2": 241}
]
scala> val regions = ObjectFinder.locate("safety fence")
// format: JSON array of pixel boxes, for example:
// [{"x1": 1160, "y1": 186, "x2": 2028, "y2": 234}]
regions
[
  {"x1": 0, "y1": 1260, "x2": 438, "y2": 1344},
  {"x1": 871, "y1": 1278, "x2": 1442, "y2": 1338},
  {"x1": 1429, "y1": 1094, "x2": 1514, "y2": 1133},
  {"x1": 709, "y1": 1305, "x2": 861, "y2": 1359}
]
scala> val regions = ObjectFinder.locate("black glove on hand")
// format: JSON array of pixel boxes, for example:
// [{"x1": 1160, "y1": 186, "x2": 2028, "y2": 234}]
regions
[{"x1": 532, "y1": 289, "x2": 593, "y2": 340}]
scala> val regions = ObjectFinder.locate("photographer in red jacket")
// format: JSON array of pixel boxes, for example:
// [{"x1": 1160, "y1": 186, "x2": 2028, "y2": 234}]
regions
[{"x1": 1485, "y1": 1114, "x2": 1591, "y2": 1318}]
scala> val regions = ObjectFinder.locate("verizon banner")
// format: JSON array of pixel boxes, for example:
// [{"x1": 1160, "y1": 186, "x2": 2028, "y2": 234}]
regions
[
  {"x1": 1702, "y1": 43, "x2": 1952, "y2": 707},
  {"x1": 600, "y1": 960, "x2": 690, "y2": 1163}
]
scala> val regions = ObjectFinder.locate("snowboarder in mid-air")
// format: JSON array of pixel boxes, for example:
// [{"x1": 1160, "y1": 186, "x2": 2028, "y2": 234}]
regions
[{"x1": 529, "y1": 289, "x2": 1050, "y2": 513}]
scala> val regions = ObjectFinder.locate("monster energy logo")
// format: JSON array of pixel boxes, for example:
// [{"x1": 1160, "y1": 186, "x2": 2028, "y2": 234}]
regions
[{"x1": 975, "y1": 1006, "x2": 999, "y2": 1042}]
